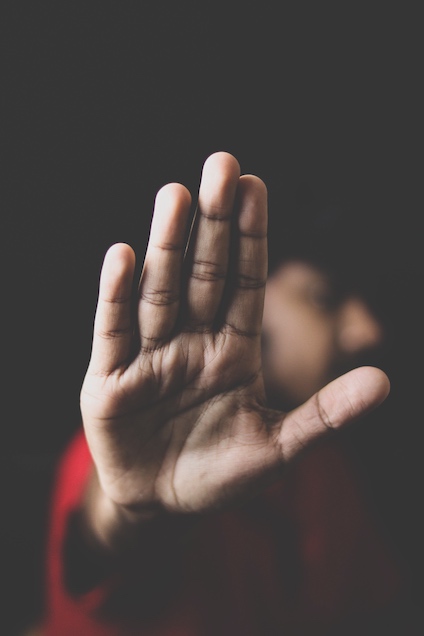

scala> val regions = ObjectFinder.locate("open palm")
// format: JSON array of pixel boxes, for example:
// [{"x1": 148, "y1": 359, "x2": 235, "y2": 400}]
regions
[{"x1": 81, "y1": 152, "x2": 389, "y2": 516}]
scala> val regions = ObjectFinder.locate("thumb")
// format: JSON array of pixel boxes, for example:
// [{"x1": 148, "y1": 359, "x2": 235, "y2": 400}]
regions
[{"x1": 278, "y1": 366, "x2": 390, "y2": 461}]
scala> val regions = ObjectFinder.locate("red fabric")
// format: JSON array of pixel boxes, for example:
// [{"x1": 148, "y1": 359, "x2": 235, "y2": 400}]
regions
[{"x1": 42, "y1": 429, "x2": 404, "y2": 635}]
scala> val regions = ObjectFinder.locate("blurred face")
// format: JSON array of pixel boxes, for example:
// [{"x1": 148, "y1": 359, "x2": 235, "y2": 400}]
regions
[{"x1": 261, "y1": 261, "x2": 385, "y2": 410}]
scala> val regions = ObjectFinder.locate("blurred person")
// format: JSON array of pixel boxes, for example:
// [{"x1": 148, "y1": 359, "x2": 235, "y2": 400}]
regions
[{"x1": 38, "y1": 152, "x2": 416, "y2": 635}]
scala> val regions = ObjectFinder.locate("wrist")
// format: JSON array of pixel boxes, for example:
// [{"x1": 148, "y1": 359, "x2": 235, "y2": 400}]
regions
[{"x1": 83, "y1": 468, "x2": 161, "y2": 554}]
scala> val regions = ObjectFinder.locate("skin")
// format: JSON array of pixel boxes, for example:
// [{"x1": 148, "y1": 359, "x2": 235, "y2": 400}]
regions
[
  {"x1": 80, "y1": 152, "x2": 390, "y2": 551},
  {"x1": 262, "y1": 261, "x2": 385, "y2": 411}
]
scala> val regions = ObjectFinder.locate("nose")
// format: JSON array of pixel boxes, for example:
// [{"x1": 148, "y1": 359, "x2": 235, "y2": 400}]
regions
[{"x1": 337, "y1": 297, "x2": 385, "y2": 354}]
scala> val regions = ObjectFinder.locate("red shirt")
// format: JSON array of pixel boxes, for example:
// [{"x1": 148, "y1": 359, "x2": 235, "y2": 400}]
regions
[{"x1": 41, "y1": 429, "x2": 403, "y2": 635}]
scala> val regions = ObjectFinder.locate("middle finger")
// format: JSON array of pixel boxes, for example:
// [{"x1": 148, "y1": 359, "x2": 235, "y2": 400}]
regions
[{"x1": 184, "y1": 151, "x2": 241, "y2": 329}]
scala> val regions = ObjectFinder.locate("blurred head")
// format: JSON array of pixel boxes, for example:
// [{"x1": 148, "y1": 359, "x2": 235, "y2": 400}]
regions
[
  {"x1": 261, "y1": 186, "x2": 393, "y2": 411},
  {"x1": 262, "y1": 260, "x2": 385, "y2": 410}
]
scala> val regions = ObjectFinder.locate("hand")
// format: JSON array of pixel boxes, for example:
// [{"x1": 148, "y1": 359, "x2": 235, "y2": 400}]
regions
[{"x1": 80, "y1": 152, "x2": 390, "y2": 523}]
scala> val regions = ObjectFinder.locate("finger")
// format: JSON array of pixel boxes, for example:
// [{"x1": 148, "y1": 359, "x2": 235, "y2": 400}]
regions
[
  {"x1": 184, "y1": 152, "x2": 241, "y2": 328},
  {"x1": 89, "y1": 243, "x2": 136, "y2": 375},
  {"x1": 223, "y1": 174, "x2": 268, "y2": 338},
  {"x1": 138, "y1": 182, "x2": 192, "y2": 348},
  {"x1": 278, "y1": 366, "x2": 390, "y2": 461}
]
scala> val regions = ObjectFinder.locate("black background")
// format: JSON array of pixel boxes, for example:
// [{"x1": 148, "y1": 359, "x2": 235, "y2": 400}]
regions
[{"x1": 2, "y1": 3, "x2": 423, "y2": 633}]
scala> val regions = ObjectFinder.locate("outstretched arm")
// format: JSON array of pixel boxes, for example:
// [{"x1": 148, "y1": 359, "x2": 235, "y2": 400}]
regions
[{"x1": 80, "y1": 151, "x2": 390, "y2": 551}]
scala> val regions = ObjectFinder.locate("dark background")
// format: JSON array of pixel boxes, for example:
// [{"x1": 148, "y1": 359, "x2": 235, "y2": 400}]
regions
[{"x1": 2, "y1": 3, "x2": 423, "y2": 633}]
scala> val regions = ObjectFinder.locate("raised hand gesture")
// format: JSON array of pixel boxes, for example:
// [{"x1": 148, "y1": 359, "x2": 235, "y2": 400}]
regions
[{"x1": 80, "y1": 152, "x2": 389, "y2": 539}]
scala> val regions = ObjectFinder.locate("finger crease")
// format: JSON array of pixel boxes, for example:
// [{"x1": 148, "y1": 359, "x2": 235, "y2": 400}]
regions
[
  {"x1": 314, "y1": 392, "x2": 335, "y2": 431},
  {"x1": 100, "y1": 295, "x2": 132, "y2": 305},
  {"x1": 191, "y1": 260, "x2": 226, "y2": 282},
  {"x1": 152, "y1": 242, "x2": 183, "y2": 252},
  {"x1": 222, "y1": 322, "x2": 259, "y2": 339},
  {"x1": 199, "y1": 209, "x2": 232, "y2": 222},
  {"x1": 236, "y1": 275, "x2": 266, "y2": 290},
  {"x1": 139, "y1": 335, "x2": 166, "y2": 352},
  {"x1": 140, "y1": 291, "x2": 179, "y2": 306},
  {"x1": 240, "y1": 230, "x2": 267, "y2": 240},
  {"x1": 96, "y1": 326, "x2": 132, "y2": 340}
]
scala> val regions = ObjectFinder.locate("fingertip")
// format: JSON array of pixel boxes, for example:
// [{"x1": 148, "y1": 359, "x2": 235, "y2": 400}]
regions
[
  {"x1": 239, "y1": 173, "x2": 268, "y2": 194},
  {"x1": 105, "y1": 241, "x2": 134, "y2": 257},
  {"x1": 150, "y1": 183, "x2": 192, "y2": 249},
  {"x1": 155, "y1": 182, "x2": 192, "y2": 208},
  {"x1": 104, "y1": 241, "x2": 135, "y2": 263},
  {"x1": 328, "y1": 365, "x2": 391, "y2": 427},
  {"x1": 202, "y1": 151, "x2": 241, "y2": 180},
  {"x1": 352, "y1": 365, "x2": 391, "y2": 404},
  {"x1": 237, "y1": 175, "x2": 268, "y2": 235},
  {"x1": 101, "y1": 243, "x2": 136, "y2": 283},
  {"x1": 280, "y1": 365, "x2": 392, "y2": 462}
]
